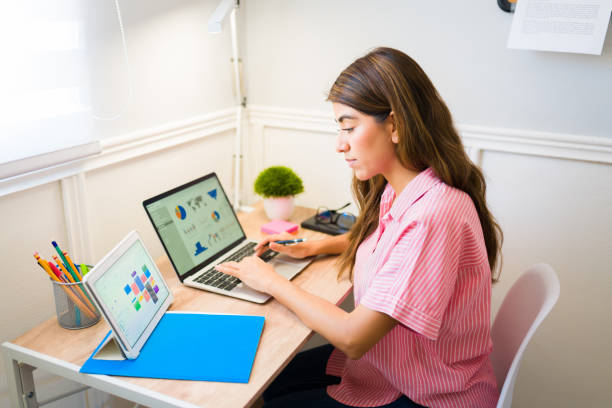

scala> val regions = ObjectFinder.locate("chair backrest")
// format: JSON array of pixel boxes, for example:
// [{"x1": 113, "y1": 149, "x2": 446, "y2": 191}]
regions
[{"x1": 491, "y1": 263, "x2": 560, "y2": 408}]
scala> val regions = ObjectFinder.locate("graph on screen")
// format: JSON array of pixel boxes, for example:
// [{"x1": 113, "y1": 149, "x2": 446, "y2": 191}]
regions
[
  {"x1": 94, "y1": 240, "x2": 169, "y2": 347},
  {"x1": 123, "y1": 265, "x2": 160, "y2": 311}
]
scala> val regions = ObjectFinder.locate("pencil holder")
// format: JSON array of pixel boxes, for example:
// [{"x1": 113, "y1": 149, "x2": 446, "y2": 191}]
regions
[{"x1": 51, "y1": 276, "x2": 100, "y2": 329}]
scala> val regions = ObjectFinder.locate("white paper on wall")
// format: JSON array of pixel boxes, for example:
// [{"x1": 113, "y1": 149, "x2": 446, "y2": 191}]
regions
[{"x1": 507, "y1": 0, "x2": 612, "y2": 55}]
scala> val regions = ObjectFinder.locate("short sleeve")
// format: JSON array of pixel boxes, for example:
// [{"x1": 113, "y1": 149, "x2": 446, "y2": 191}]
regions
[{"x1": 359, "y1": 219, "x2": 460, "y2": 340}]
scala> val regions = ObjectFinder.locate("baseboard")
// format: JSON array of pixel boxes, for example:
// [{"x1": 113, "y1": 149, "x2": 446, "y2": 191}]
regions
[{"x1": 248, "y1": 105, "x2": 612, "y2": 165}]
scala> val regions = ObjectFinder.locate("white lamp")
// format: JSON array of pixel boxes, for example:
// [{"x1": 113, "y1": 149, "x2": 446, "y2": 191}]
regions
[
  {"x1": 207, "y1": 0, "x2": 236, "y2": 34},
  {"x1": 208, "y1": 0, "x2": 246, "y2": 210}
]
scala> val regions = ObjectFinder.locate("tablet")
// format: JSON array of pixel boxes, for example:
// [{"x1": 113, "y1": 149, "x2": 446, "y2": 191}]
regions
[{"x1": 83, "y1": 231, "x2": 173, "y2": 359}]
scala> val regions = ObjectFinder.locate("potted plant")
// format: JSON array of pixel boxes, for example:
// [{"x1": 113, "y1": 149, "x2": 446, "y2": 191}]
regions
[{"x1": 254, "y1": 166, "x2": 304, "y2": 220}]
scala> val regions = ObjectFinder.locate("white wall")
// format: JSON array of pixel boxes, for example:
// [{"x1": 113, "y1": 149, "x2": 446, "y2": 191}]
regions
[
  {"x1": 483, "y1": 152, "x2": 612, "y2": 407},
  {"x1": 244, "y1": 0, "x2": 612, "y2": 138},
  {"x1": 84, "y1": 0, "x2": 236, "y2": 139},
  {"x1": 86, "y1": 131, "x2": 236, "y2": 262}
]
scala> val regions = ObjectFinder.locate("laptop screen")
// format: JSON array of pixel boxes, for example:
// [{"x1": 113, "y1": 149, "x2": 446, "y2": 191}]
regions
[{"x1": 143, "y1": 174, "x2": 246, "y2": 277}]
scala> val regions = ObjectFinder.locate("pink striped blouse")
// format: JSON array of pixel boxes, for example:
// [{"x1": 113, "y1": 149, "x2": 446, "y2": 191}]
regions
[{"x1": 326, "y1": 168, "x2": 499, "y2": 408}]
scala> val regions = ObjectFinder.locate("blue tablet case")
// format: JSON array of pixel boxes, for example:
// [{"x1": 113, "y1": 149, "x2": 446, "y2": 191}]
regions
[{"x1": 80, "y1": 312, "x2": 265, "y2": 383}]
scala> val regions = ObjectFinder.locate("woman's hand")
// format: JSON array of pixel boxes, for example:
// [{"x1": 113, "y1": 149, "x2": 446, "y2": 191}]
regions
[
  {"x1": 254, "y1": 233, "x2": 315, "y2": 259},
  {"x1": 215, "y1": 256, "x2": 282, "y2": 293}
]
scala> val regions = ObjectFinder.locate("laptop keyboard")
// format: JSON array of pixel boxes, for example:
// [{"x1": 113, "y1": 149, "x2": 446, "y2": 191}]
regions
[{"x1": 193, "y1": 242, "x2": 279, "y2": 291}]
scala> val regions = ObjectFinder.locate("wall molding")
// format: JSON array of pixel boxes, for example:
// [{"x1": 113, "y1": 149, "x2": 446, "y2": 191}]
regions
[
  {"x1": 248, "y1": 105, "x2": 612, "y2": 165},
  {"x1": 0, "y1": 108, "x2": 237, "y2": 198},
  {"x1": 459, "y1": 125, "x2": 612, "y2": 164},
  {"x1": 4, "y1": 104, "x2": 609, "y2": 199},
  {"x1": 90, "y1": 108, "x2": 237, "y2": 172},
  {"x1": 248, "y1": 105, "x2": 337, "y2": 134},
  {"x1": 60, "y1": 173, "x2": 93, "y2": 263}
]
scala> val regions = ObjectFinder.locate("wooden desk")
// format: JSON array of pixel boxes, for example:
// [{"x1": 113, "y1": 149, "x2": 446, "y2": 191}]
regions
[{"x1": 2, "y1": 204, "x2": 352, "y2": 408}]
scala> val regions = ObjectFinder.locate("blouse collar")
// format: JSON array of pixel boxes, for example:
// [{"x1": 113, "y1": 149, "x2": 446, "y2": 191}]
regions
[{"x1": 380, "y1": 168, "x2": 441, "y2": 221}]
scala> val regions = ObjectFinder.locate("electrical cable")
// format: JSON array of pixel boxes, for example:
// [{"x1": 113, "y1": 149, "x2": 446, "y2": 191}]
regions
[{"x1": 88, "y1": 0, "x2": 133, "y2": 121}]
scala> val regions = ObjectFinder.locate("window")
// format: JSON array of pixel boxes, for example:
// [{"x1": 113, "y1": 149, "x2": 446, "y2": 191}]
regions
[{"x1": 0, "y1": 1, "x2": 100, "y2": 180}]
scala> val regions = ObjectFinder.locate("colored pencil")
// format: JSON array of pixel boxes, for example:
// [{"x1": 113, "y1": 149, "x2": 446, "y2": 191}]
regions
[
  {"x1": 48, "y1": 261, "x2": 68, "y2": 282},
  {"x1": 80, "y1": 263, "x2": 89, "y2": 276},
  {"x1": 34, "y1": 254, "x2": 97, "y2": 319},
  {"x1": 63, "y1": 251, "x2": 82, "y2": 281},
  {"x1": 34, "y1": 252, "x2": 55, "y2": 277},
  {"x1": 52, "y1": 255, "x2": 97, "y2": 313},
  {"x1": 53, "y1": 256, "x2": 75, "y2": 283},
  {"x1": 43, "y1": 260, "x2": 65, "y2": 282},
  {"x1": 52, "y1": 241, "x2": 79, "y2": 282},
  {"x1": 63, "y1": 251, "x2": 95, "y2": 305}
]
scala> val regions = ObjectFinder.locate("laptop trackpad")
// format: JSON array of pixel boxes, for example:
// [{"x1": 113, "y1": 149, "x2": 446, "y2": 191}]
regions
[{"x1": 271, "y1": 256, "x2": 310, "y2": 279}]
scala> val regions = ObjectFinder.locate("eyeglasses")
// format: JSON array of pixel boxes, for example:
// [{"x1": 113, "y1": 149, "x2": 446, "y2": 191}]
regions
[{"x1": 315, "y1": 203, "x2": 357, "y2": 231}]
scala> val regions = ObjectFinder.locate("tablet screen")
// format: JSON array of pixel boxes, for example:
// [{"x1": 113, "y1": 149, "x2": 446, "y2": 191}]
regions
[{"x1": 93, "y1": 239, "x2": 170, "y2": 348}]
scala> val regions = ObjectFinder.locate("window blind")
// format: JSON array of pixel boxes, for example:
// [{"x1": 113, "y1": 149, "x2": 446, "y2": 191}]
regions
[{"x1": 0, "y1": 0, "x2": 101, "y2": 180}]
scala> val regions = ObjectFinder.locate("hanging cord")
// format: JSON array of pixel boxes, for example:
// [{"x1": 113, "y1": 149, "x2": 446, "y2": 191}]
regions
[{"x1": 89, "y1": 0, "x2": 133, "y2": 120}]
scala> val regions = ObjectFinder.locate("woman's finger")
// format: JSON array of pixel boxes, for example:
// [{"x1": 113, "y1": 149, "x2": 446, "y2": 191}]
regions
[
  {"x1": 256, "y1": 232, "x2": 295, "y2": 249},
  {"x1": 254, "y1": 241, "x2": 274, "y2": 255},
  {"x1": 255, "y1": 235, "x2": 292, "y2": 255},
  {"x1": 215, "y1": 263, "x2": 239, "y2": 275},
  {"x1": 247, "y1": 255, "x2": 266, "y2": 265},
  {"x1": 254, "y1": 238, "x2": 273, "y2": 251},
  {"x1": 218, "y1": 261, "x2": 240, "y2": 269},
  {"x1": 255, "y1": 234, "x2": 285, "y2": 251},
  {"x1": 268, "y1": 242, "x2": 285, "y2": 252}
]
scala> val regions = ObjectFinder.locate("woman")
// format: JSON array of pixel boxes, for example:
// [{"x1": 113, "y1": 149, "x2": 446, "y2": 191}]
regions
[{"x1": 216, "y1": 47, "x2": 503, "y2": 408}]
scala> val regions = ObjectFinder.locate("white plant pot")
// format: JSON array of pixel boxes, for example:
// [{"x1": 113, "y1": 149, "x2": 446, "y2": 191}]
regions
[{"x1": 263, "y1": 196, "x2": 295, "y2": 221}]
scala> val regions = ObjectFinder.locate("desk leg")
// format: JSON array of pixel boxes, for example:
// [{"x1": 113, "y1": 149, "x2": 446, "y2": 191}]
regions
[{"x1": 3, "y1": 355, "x2": 39, "y2": 408}]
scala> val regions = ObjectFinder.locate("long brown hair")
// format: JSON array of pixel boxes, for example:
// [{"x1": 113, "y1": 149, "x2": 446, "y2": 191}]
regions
[{"x1": 328, "y1": 47, "x2": 503, "y2": 282}]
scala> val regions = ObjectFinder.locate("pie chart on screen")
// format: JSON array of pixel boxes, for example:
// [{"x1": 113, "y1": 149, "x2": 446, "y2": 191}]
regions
[
  {"x1": 175, "y1": 205, "x2": 187, "y2": 220},
  {"x1": 211, "y1": 210, "x2": 221, "y2": 222}
]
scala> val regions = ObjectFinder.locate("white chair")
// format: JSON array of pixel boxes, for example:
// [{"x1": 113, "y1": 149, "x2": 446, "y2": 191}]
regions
[{"x1": 491, "y1": 263, "x2": 560, "y2": 408}]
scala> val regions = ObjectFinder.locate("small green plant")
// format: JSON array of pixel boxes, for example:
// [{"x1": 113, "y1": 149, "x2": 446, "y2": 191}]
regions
[{"x1": 254, "y1": 166, "x2": 304, "y2": 198}]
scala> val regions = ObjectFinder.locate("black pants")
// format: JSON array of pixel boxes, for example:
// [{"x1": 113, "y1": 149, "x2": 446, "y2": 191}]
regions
[{"x1": 262, "y1": 344, "x2": 426, "y2": 408}]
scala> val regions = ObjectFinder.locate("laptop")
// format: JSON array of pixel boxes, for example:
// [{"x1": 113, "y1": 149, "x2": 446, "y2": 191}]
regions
[{"x1": 143, "y1": 172, "x2": 312, "y2": 303}]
